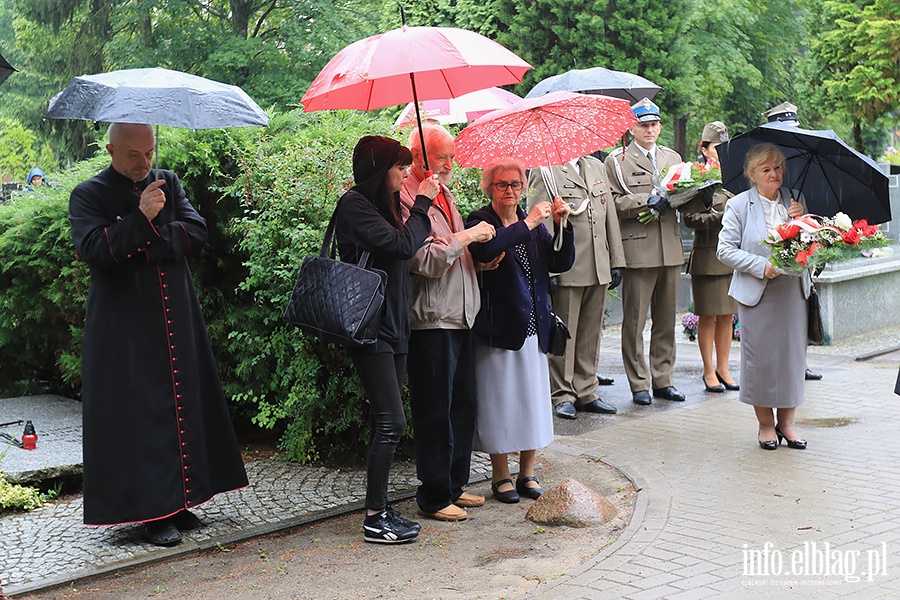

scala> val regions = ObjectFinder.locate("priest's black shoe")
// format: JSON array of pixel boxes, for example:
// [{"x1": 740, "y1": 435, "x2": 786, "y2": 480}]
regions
[
  {"x1": 596, "y1": 373, "x2": 615, "y2": 386},
  {"x1": 804, "y1": 368, "x2": 822, "y2": 380},
  {"x1": 146, "y1": 519, "x2": 182, "y2": 546},
  {"x1": 653, "y1": 386, "x2": 686, "y2": 401},
  {"x1": 172, "y1": 509, "x2": 202, "y2": 531},
  {"x1": 632, "y1": 391, "x2": 652, "y2": 405},
  {"x1": 578, "y1": 398, "x2": 617, "y2": 414},
  {"x1": 554, "y1": 401, "x2": 577, "y2": 419}
]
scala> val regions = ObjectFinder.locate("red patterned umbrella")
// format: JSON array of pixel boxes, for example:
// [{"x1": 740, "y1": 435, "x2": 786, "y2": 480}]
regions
[{"x1": 454, "y1": 91, "x2": 636, "y2": 168}]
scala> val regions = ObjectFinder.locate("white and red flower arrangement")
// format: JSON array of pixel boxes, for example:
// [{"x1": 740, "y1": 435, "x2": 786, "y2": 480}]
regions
[
  {"x1": 763, "y1": 212, "x2": 889, "y2": 272},
  {"x1": 639, "y1": 159, "x2": 722, "y2": 224}
]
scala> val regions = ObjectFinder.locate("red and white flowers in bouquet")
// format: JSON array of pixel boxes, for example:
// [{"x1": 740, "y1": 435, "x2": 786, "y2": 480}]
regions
[
  {"x1": 638, "y1": 159, "x2": 722, "y2": 224},
  {"x1": 763, "y1": 212, "x2": 889, "y2": 272}
]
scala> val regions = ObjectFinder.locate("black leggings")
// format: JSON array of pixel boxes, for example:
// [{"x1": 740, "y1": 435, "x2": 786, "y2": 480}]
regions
[{"x1": 349, "y1": 351, "x2": 407, "y2": 512}]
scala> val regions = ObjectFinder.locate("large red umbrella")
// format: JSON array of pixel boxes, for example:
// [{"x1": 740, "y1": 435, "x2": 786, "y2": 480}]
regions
[
  {"x1": 393, "y1": 87, "x2": 521, "y2": 128},
  {"x1": 454, "y1": 91, "x2": 636, "y2": 168},
  {"x1": 301, "y1": 25, "x2": 531, "y2": 169}
]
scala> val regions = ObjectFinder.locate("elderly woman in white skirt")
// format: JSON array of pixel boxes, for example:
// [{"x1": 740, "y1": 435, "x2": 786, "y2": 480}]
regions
[
  {"x1": 465, "y1": 158, "x2": 574, "y2": 502},
  {"x1": 716, "y1": 143, "x2": 810, "y2": 450}
]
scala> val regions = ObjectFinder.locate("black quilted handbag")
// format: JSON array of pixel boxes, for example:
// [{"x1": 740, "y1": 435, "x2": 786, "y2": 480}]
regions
[{"x1": 283, "y1": 207, "x2": 386, "y2": 346}]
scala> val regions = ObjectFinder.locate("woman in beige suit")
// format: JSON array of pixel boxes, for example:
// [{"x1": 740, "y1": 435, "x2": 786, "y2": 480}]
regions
[{"x1": 683, "y1": 122, "x2": 739, "y2": 393}]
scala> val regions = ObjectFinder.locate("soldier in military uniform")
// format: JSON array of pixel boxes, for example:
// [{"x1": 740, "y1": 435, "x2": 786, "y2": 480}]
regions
[
  {"x1": 604, "y1": 98, "x2": 686, "y2": 405},
  {"x1": 528, "y1": 156, "x2": 626, "y2": 419},
  {"x1": 681, "y1": 121, "x2": 739, "y2": 393}
]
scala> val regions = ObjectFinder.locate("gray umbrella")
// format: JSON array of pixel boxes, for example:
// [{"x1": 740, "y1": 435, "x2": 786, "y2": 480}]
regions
[
  {"x1": 525, "y1": 66, "x2": 661, "y2": 103},
  {"x1": 47, "y1": 67, "x2": 268, "y2": 179},
  {"x1": 0, "y1": 51, "x2": 17, "y2": 86},
  {"x1": 46, "y1": 67, "x2": 269, "y2": 128}
]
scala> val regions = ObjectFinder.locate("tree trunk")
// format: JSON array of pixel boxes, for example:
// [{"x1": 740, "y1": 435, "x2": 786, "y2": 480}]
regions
[
  {"x1": 230, "y1": 0, "x2": 252, "y2": 38},
  {"x1": 853, "y1": 121, "x2": 863, "y2": 152},
  {"x1": 674, "y1": 115, "x2": 688, "y2": 160}
]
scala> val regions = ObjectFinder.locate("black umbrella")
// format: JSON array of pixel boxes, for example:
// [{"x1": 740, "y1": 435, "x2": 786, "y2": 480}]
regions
[
  {"x1": 719, "y1": 122, "x2": 891, "y2": 224},
  {"x1": 46, "y1": 67, "x2": 269, "y2": 178},
  {"x1": 525, "y1": 66, "x2": 661, "y2": 103},
  {"x1": 0, "y1": 51, "x2": 17, "y2": 85}
]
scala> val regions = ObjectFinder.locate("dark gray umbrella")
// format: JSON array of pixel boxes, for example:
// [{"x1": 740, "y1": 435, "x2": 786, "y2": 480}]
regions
[
  {"x1": 0, "y1": 51, "x2": 17, "y2": 85},
  {"x1": 525, "y1": 66, "x2": 661, "y2": 103},
  {"x1": 45, "y1": 67, "x2": 269, "y2": 129},
  {"x1": 719, "y1": 122, "x2": 891, "y2": 224}
]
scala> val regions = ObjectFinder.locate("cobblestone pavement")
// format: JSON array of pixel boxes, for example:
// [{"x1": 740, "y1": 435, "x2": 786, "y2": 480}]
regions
[
  {"x1": 3, "y1": 321, "x2": 900, "y2": 598},
  {"x1": 531, "y1": 331, "x2": 900, "y2": 599}
]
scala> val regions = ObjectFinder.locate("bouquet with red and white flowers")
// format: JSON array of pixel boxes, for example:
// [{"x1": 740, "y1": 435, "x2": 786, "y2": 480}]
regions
[
  {"x1": 763, "y1": 212, "x2": 889, "y2": 272},
  {"x1": 638, "y1": 159, "x2": 722, "y2": 224}
]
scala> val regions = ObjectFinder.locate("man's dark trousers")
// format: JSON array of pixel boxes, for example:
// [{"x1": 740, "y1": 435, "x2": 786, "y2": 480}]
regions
[{"x1": 407, "y1": 329, "x2": 477, "y2": 514}]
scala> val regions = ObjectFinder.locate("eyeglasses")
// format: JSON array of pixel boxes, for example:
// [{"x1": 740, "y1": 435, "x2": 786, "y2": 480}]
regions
[{"x1": 493, "y1": 181, "x2": 523, "y2": 191}]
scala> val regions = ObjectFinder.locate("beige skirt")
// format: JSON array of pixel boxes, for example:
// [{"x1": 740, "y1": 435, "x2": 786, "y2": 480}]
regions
[{"x1": 692, "y1": 274, "x2": 738, "y2": 315}]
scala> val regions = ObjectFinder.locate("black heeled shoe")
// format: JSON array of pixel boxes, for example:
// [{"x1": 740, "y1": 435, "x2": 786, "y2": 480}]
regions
[
  {"x1": 775, "y1": 425, "x2": 807, "y2": 449},
  {"x1": 491, "y1": 478, "x2": 520, "y2": 504},
  {"x1": 758, "y1": 438, "x2": 778, "y2": 450},
  {"x1": 715, "y1": 371, "x2": 740, "y2": 391},
  {"x1": 703, "y1": 375, "x2": 725, "y2": 393}
]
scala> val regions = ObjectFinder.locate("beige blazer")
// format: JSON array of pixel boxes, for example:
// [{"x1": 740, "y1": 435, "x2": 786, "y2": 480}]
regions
[
  {"x1": 604, "y1": 141, "x2": 684, "y2": 268},
  {"x1": 527, "y1": 157, "x2": 625, "y2": 286}
]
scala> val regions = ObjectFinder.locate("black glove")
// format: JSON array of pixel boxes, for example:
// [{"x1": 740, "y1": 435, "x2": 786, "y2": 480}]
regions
[
  {"x1": 549, "y1": 275, "x2": 559, "y2": 296},
  {"x1": 609, "y1": 267, "x2": 624, "y2": 290},
  {"x1": 697, "y1": 184, "x2": 716, "y2": 209},
  {"x1": 647, "y1": 194, "x2": 670, "y2": 216}
]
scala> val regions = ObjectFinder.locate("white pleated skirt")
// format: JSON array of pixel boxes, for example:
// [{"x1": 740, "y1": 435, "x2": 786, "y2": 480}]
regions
[
  {"x1": 738, "y1": 275, "x2": 807, "y2": 409},
  {"x1": 473, "y1": 335, "x2": 554, "y2": 454}
]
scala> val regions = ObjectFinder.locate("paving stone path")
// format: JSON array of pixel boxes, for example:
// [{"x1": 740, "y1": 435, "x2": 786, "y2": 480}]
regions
[{"x1": 3, "y1": 321, "x2": 900, "y2": 598}]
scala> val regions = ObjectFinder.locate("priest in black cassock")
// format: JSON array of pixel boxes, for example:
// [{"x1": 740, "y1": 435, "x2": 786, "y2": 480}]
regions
[{"x1": 69, "y1": 123, "x2": 248, "y2": 546}]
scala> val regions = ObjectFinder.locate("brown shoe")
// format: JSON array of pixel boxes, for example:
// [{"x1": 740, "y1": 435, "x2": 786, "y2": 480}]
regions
[
  {"x1": 418, "y1": 504, "x2": 468, "y2": 521},
  {"x1": 454, "y1": 492, "x2": 485, "y2": 508}
]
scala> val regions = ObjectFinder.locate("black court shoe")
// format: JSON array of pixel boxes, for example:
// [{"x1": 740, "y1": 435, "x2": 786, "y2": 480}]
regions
[{"x1": 775, "y1": 425, "x2": 807, "y2": 450}]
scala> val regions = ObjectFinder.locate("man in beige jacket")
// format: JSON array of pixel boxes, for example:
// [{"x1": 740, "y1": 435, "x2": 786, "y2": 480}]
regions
[
  {"x1": 528, "y1": 156, "x2": 626, "y2": 419},
  {"x1": 604, "y1": 98, "x2": 686, "y2": 406},
  {"x1": 400, "y1": 124, "x2": 495, "y2": 522}
]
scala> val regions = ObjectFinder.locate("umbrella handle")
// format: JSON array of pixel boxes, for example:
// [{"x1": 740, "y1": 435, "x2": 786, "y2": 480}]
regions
[{"x1": 410, "y1": 73, "x2": 429, "y2": 171}]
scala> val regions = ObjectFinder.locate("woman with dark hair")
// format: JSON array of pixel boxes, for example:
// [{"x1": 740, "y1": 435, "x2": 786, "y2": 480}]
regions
[
  {"x1": 334, "y1": 135, "x2": 440, "y2": 543},
  {"x1": 717, "y1": 143, "x2": 809, "y2": 451},
  {"x1": 466, "y1": 158, "x2": 574, "y2": 504},
  {"x1": 682, "y1": 121, "x2": 739, "y2": 393}
]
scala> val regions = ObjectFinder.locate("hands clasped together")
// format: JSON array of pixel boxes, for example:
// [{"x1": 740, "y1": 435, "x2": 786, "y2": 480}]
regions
[
  {"x1": 525, "y1": 197, "x2": 570, "y2": 230},
  {"x1": 765, "y1": 198, "x2": 805, "y2": 279}
]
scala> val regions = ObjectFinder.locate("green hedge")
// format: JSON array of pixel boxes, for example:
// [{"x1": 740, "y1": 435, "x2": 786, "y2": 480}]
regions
[{"x1": 0, "y1": 109, "x2": 491, "y2": 463}]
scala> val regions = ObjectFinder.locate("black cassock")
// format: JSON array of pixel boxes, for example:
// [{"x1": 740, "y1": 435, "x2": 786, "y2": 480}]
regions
[{"x1": 70, "y1": 167, "x2": 248, "y2": 526}]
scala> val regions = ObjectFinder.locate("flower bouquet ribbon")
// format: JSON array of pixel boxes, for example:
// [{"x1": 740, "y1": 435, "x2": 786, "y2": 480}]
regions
[
  {"x1": 763, "y1": 212, "x2": 890, "y2": 273},
  {"x1": 638, "y1": 160, "x2": 722, "y2": 224}
]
